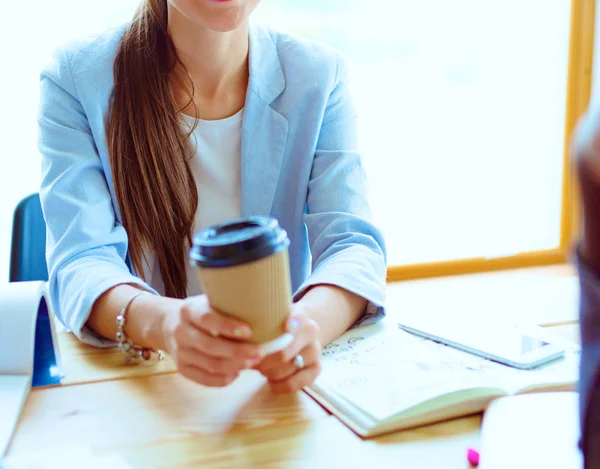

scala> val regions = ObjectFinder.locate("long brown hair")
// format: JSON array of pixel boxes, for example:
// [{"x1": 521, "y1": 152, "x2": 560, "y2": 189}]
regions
[{"x1": 107, "y1": 0, "x2": 197, "y2": 298}]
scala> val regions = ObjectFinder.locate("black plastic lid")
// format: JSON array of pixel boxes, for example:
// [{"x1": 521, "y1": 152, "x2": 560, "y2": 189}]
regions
[{"x1": 190, "y1": 217, "x2": 289, "y2": 268}]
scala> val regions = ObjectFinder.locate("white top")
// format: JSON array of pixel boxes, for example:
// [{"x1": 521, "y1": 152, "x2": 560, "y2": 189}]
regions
[{"x1": 142, "y1": 108, "x2": 244, "y2": 297}]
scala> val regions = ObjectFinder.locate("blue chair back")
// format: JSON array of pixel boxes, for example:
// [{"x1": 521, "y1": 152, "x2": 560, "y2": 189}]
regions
[{"x1": 10, "y1": 193, "x2": 48, "y2": 282}]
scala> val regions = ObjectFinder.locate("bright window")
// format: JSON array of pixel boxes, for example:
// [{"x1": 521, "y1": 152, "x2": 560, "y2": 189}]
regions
[{"x1": 255, "y1": 0, "x2": 581, "y2": 276}]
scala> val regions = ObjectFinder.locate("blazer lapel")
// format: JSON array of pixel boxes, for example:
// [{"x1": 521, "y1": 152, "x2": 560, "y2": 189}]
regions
[{"x1": 241, "y1": 23, "x2": 289, "y2": 217}]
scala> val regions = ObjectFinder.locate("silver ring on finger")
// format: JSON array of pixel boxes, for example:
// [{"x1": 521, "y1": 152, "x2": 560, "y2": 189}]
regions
[{"x1": 292, "y1": 354, "x2": 305, "y2": 370}]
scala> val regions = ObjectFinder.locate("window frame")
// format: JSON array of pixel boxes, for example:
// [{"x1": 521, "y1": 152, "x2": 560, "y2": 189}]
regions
[{"x1": 386, "y1": 0, "x2": 596, "y2": 283}]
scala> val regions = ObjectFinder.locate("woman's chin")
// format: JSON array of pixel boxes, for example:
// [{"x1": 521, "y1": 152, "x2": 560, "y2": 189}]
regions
[
  {"x1": 204, "y1": 17, "x2": 249, "y2": 33},
  {"x1": 200, "y1": 0, "x2": 255, "y2": 32}
]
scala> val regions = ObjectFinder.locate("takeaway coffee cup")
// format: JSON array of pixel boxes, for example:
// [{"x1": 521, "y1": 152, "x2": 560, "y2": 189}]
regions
[{"x1": 190, "y1": 217, "x2": 294, "y2": 354}]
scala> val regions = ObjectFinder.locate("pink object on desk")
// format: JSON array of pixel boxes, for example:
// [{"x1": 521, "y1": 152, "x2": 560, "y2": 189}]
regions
[{"x1": 467, "y1": 448, "x2": 480, "y2": 466}]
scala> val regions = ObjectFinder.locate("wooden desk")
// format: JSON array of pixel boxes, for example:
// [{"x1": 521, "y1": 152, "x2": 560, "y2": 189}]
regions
[
  {"x1": 8, "y1": 364, "x2": 481, "y2": 469},
  {"x1": 5, "y1": 266, "x2": 580, "y2": 468}
]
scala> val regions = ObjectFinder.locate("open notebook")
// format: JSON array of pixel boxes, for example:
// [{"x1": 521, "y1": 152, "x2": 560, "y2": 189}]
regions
[
  {"x1": 305, "y1": 321, "x2": 579, "y2": 438},
  {"x1": 0, "y1": 282, "x2": 62, "y2": 458}
]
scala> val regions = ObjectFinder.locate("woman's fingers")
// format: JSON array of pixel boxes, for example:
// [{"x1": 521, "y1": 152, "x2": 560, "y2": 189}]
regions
[
  {"x1": 179, "y1": 363, "x2": 238, "y2": 388},
  {"x1": 269, "y1": 362, "x2": 323, "y2": 394},
  {"x1": 252, "y1": 306, "x2": 322, "y2": 391},
  {"x1": 173, "y1": 317, "x2": 262, "y2": 361},
  {"x1": 258, "y1": 316, "x2": 319, "y2": 372},
  {"x1": 179, "y1": 324, "x2": 262, "y2": 361},
  {"x1": 166, "y1": 295, "x2": 266, "y2": 388},
  {"x1": 181, "y1": 296, "x2": 253, "y2": 340},
  {"x1": 172, "y1": 296, "x2": 323, "y2": 392},
  {"x1": 261, "y1": 342, "x2": 321, "y2": 383},
  {"x1": 176, "y1": 347, "x2": 259, "y2": 376}
]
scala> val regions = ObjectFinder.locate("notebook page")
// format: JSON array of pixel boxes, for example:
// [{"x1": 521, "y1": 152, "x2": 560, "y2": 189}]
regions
[{"x1": 314, "y1": 323, "x2": 578, "y2": 422}]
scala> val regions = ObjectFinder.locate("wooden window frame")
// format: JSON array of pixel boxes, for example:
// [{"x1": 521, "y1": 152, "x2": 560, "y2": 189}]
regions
[{"x1": 387, "y1": 0, "x2": 596, "y2": 282}]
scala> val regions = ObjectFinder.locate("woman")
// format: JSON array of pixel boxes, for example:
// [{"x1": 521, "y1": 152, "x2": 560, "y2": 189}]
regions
[{"x1": 38, "y1": 0, "x2": 386, "y2": 393}]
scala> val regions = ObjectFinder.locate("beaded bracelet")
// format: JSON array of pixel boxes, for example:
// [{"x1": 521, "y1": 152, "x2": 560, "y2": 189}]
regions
[{"x1": 116, "y1": 291, "x2": 165, "y2": 364}]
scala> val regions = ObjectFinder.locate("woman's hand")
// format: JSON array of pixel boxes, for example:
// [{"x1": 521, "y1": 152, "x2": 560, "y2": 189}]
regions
[
  {"x1": 160, "y1": 295, "x2": 264, "y2": 387},
  {"x1": 253, "y1": 302, "x2": 323, "y2": 394}
]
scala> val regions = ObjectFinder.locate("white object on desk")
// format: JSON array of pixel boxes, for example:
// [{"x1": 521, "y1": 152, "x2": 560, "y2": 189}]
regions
[
  {"x1": 0, "y1": 281, "x2": 61, "y2": 459},
  {"x1": 479, "y1": 392, "x2": 582, "y2": 469}
]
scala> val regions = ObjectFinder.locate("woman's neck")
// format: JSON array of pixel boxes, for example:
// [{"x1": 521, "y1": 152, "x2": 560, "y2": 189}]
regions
[{"x1": 168, "y1": 4, "x2": 249, "y2": 119}]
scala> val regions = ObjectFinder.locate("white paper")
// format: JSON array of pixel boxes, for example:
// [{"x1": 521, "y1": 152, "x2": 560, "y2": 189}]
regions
[
  {"x1": 479, "y1": 393, "x2": 582, "y2": 469},
  {"x1": 0, "y1": 282, "x2": 47, "y2": 376},
  {"x1": 0, "y1": 375, "x2": 30, "y2": 458},
  {"x1": 0, "y1": 281, "x2": 62, "y2": 459}
]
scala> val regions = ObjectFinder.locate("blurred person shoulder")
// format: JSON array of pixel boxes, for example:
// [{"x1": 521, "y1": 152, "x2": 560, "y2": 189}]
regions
[{"x1": 573, "y1": 98, "x2": 600, "y2": 182}]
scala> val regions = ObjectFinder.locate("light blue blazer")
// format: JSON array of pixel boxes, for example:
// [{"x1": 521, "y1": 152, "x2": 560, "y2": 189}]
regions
[{"x1": 38, "y1": 21, "x2": 387, "y2": 346}]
